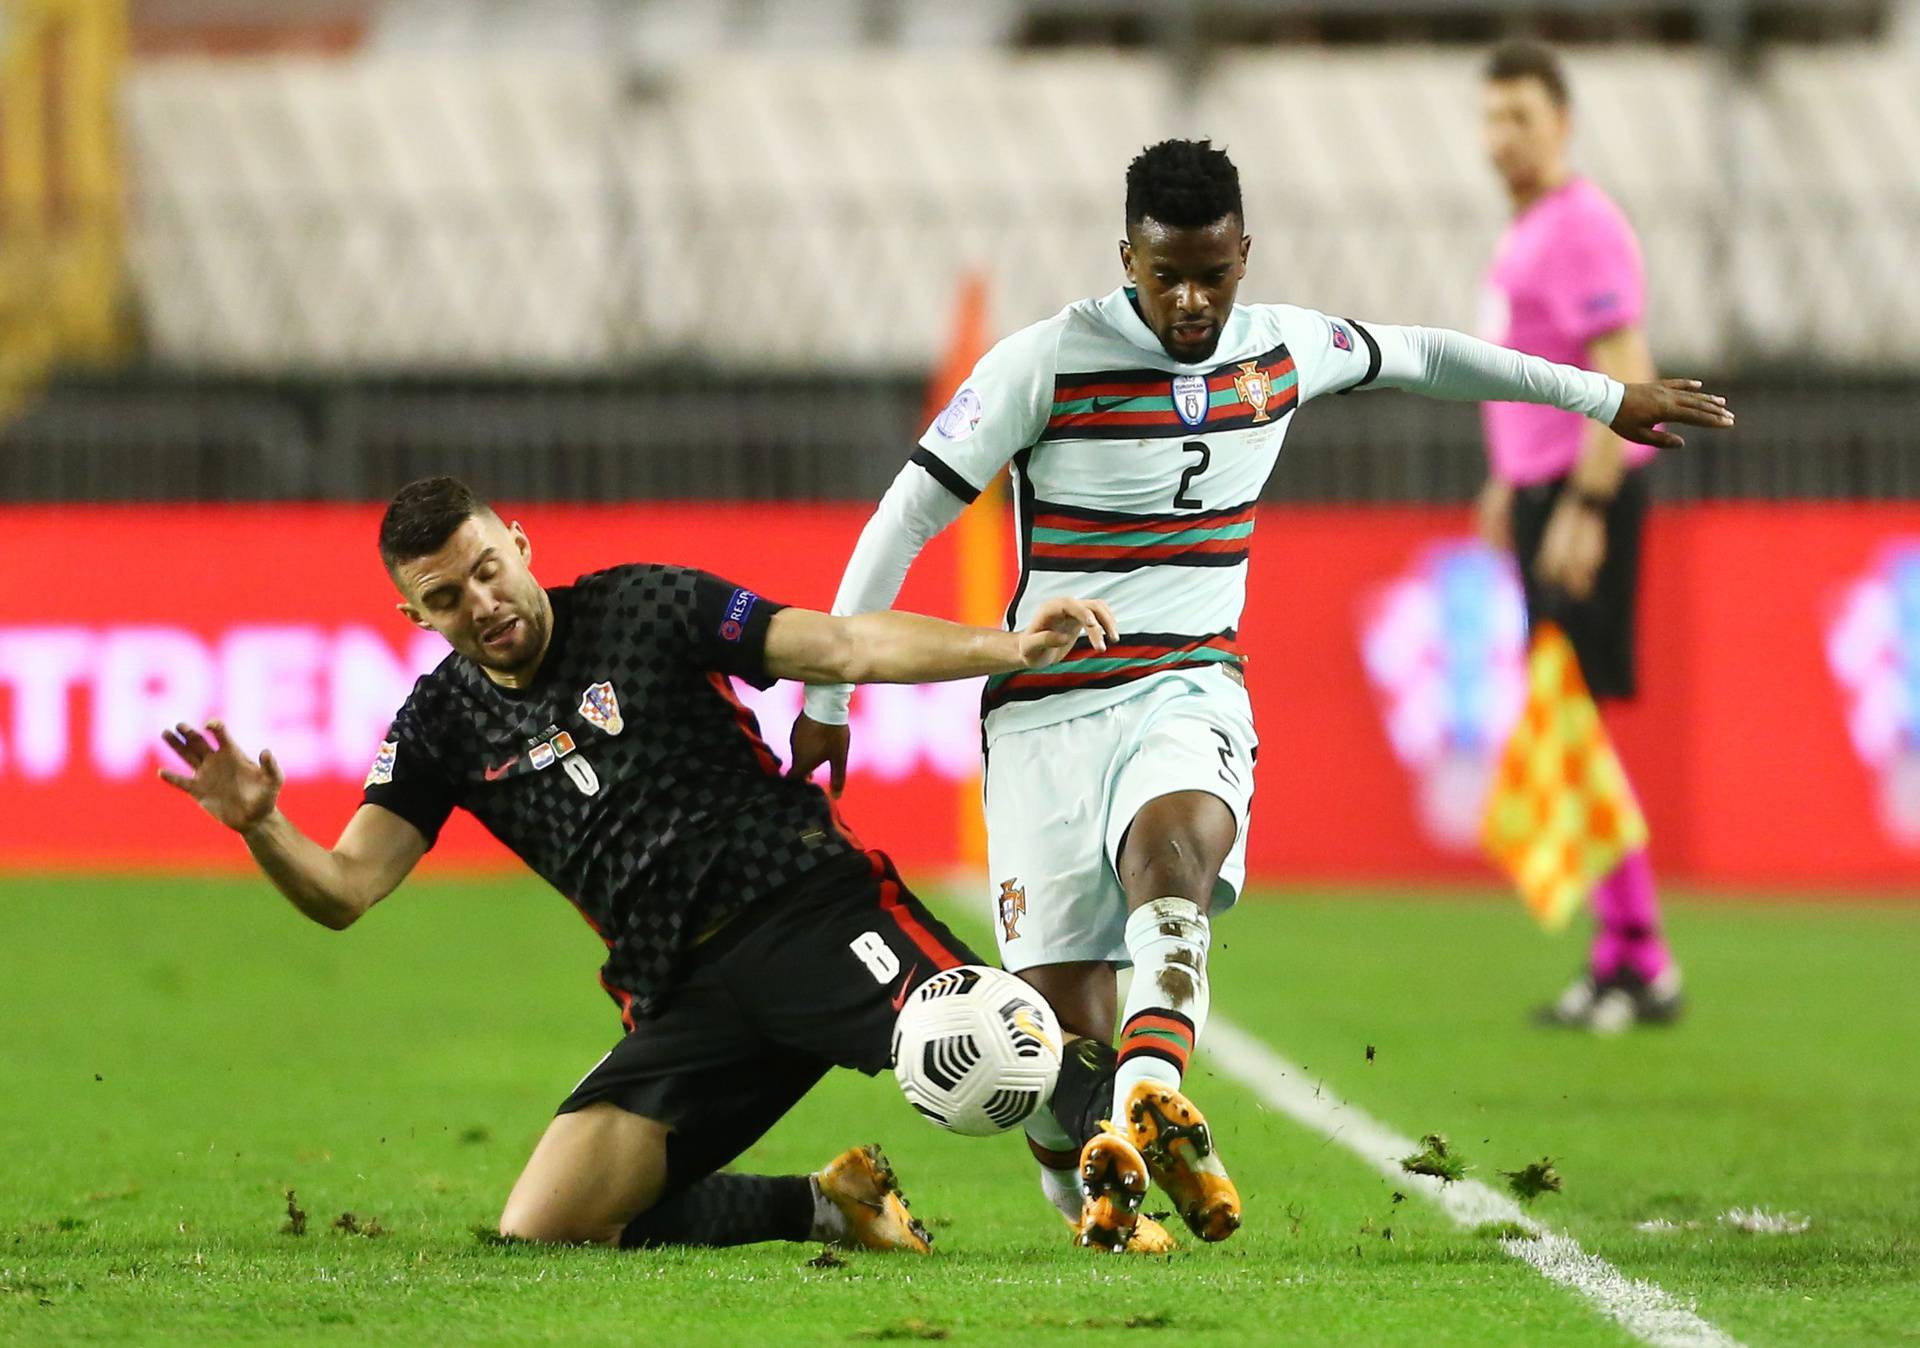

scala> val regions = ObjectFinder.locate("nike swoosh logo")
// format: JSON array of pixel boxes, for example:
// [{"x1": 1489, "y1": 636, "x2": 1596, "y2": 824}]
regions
[
  {"x1": 483, "y1": 756, "x2": 519, "y2": 781},
  {"x1": 889, "y1": 964, "x2": 922, "y2": 1012},
  {"x1": 1090, "y1": 395, "x2": 1131, "y2": 411}
]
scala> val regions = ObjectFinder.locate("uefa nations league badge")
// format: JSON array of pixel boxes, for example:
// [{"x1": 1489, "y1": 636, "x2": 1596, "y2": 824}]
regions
[{"x1": 1172, "y1": 374, "x2": 1209, "y2": 428}]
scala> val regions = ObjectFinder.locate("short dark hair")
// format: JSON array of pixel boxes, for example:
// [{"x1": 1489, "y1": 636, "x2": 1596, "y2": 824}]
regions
[
  {"x1": 378, "y1": 475, "x2": 492, "y2": 570},
  {"x1": 1125, "y1": 139, "x2": 1242, "y2": 232},
  {"x1": 1485, "y1": 40, "x2": 1570, "y2": 108}
]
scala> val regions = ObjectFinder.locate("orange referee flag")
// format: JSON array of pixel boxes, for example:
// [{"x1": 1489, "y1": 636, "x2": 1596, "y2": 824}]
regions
[{"x1": 1482, "y1": 623, "x2": 1649, "y2": 930}]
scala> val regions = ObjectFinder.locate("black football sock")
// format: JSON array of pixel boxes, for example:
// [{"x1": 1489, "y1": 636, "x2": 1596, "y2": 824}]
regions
[
  {"x1": 1048, "y1": 1035, "x2": 1120, "y2": 1147},
  {"x1": 618, "y1": 1173, "x2": 813, "y2": 1249}
]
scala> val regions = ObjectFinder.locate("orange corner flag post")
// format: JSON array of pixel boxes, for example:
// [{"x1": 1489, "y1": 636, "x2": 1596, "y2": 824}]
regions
[
  {"x1": 1482, "y1": 623, "x2": 1649, "y2": 930},
  {"x1": 925, "y1": 272, "x2": 1002, "y2": 873}
]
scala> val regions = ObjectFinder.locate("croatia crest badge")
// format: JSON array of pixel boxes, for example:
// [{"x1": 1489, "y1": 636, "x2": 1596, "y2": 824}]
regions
[
  {"x1": 1171, "y1": 374, "x2": 1209, "y2": 428},
  {"x1": 579, "y1": 681, "x2": 625, "y2": 736}
]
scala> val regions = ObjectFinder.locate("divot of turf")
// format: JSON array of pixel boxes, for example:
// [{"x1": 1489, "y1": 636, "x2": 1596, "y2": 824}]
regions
[
  {"x1": 855, "y1": 1318, "x2": 950, "y2": 1341},
  {"x1": 1473, "y1": 1221, "x2": 1536, "y2": 1241},
  {"x1": 1032, "y1": 1310, "x2": 1177, "y2": 1330},
  {"x1": 1399, "y1": 1133, "x2": 1467, "y2": 1183},
  {"x1": 331, "y1": 1212, "x2": 389, "y2": 1237},
  {"x1": 805, "y1": 1246, "x2": 847, "y2": 1269},
  {"x1": 280, "y1": 1189, "x2": 307, "y2": 1236},
  {"x1": 1498, "y1": 1158, "x2": 1563, "y2": 1204}
]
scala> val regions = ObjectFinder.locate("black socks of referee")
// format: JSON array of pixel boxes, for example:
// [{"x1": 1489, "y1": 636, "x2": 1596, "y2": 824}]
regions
[{"x1": 619, "y1": 1173, "x2": 813, "y2": 1248}]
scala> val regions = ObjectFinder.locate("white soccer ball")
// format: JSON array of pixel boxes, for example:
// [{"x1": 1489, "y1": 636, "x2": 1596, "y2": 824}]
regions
[{"x1": 891, "y1": 965, "x2": 1063, "y2": 1137}]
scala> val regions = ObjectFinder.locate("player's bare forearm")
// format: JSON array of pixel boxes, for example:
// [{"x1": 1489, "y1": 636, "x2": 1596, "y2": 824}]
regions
[
  {"x1": 161, "y1": 720, "x2": 423, "y2": 930},
  {"x1": 839, "y1": 610, "x2": 1025, "y2": 683},
  {"x1": 770, "y1": 609, "x2": 1020, "y2": 685},
  {"x1": 241, "y1": 811, "x2": 375, "y2": 931},
  {"x1": 767, "y1": 600, "x2": 1117, "y2": 685}
]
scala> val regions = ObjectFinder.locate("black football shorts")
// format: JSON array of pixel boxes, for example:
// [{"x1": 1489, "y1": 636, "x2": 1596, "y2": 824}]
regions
[
  {"x1": 1510, "y1": 466, "x2": 1648, "y2": 702},
  {"x1": 556, "y1": 850, "x2": 980, "y2": 1190}
]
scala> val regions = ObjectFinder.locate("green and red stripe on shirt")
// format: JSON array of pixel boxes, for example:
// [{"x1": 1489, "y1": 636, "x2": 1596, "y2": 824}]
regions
[
  {"x1": 1028, "y1": 499, "x2": 1256, "y2": 571},
  {"x1": 1042, "y1": 345, "x2": 1299, "y2": 441},
  {"x1": 983, "y1": 631, "x2": 1241, "y2": 711}
]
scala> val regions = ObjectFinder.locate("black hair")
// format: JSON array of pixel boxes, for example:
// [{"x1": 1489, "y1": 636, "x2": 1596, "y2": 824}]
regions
[
  {"x1": 1124, "y1": 139, "x2": 1243, "y2": 232},
  {"x1": 1485, "y1": 40, "x2": 1570, "y2": 108},
  {"x1": 378, "y1": 475, "x2": 493, "y2": 570}
]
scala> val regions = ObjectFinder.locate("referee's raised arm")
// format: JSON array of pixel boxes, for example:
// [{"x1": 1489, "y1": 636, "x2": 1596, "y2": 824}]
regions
[{"x1": 159, "y1": 718, "x2": 426, "y2": 930}]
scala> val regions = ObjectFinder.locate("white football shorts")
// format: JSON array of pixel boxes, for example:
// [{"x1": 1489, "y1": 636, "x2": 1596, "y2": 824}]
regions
[{"x1": 982, "y1": 668, "x2": 1258, "y2": 973}]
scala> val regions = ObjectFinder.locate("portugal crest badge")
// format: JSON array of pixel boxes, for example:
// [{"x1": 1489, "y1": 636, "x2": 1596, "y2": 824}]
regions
[
  {"x1": 1171, "y1": 373, "x2": 1209, "y2": 428},
  {"x1": 1232, "y1": 360, "x2": 1275, "y2": 423},
  {"x1": 997, "y1": 878, "x2": 1027, "y2": 942},
  {"x1": 579, "y1": 681, "x2": 625, "y2": 735}
]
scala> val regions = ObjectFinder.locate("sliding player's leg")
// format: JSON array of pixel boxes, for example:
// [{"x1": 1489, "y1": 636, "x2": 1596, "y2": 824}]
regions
[
  {"x1": 499, "y1": 1048, "x2": 914, "y2": 1250},
  {"x1": 499, "y1": 937, "x2": 925, "y2": 1253}
]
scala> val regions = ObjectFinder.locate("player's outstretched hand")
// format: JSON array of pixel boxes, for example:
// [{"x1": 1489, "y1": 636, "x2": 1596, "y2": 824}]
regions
[
  {"x1": 788, "y1": 713, "x2": 851, "y2": 798},
  {"x1": 1610, "y1": 378, "x2": 1734, "y2": 449},
  {"x1": 157, "y1": 719, "x2": 283, "y2": 833},
  {"x1": 1017, "y1": 597, "x2": 1119, "y2": 669}
]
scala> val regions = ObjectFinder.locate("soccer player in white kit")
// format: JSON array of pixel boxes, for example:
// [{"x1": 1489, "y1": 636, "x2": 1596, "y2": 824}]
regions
[{"x1": 790, "y1": 140, "x2": 1733, "y2": 1253}]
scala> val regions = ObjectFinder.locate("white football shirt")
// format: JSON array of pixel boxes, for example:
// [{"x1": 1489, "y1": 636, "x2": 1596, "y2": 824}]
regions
[{"x1": 918, "y1": 286, "x2": 1382, "y2": 739}]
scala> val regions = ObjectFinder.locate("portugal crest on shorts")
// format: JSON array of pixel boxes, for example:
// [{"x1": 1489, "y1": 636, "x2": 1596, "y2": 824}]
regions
[
  {"x1": 997, "y1": 878, "x2": 1026, "y2": 942},
  {"x1": 579, "y1": 681, "x2": 624, "y2": 735},
  {"x1": 1171, "y1": 373, "x2": 1209, "y2": 428},
  {"x1": 1232, "y1": 360, "x2": 1275, "y2": 423}
]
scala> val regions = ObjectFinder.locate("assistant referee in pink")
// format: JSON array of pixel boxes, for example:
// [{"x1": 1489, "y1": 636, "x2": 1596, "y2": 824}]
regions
[{"x1": 1477, "y1": 41, "x2": 1682, "y2": 1032}]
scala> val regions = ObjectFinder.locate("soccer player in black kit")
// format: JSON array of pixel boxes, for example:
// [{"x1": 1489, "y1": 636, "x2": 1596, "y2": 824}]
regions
[{"x1": 159, "y1": 477, "x2": 1124, "y2": 1255}]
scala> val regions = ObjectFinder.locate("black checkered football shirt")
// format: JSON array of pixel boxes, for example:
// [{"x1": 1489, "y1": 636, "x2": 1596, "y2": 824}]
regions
[{"x1": 362, "y1": 563, "x2": 865, "y2": 1026}]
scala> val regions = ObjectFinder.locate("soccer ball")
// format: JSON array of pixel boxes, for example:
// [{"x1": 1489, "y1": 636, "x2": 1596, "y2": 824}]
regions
[{"x1": 891, "y1": 965, "x2": 1063, "y2": 1136}]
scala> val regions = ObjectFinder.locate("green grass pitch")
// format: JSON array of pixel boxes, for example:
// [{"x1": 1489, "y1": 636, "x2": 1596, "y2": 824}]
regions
[{"x1": 2, "y1": 875, "x2": 1915, "y2": 1345}]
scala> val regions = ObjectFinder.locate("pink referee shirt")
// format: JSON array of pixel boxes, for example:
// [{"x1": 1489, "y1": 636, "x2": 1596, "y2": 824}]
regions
[{"x1": 1480, "y1": 176, "x2": 1648, "y2": 486}]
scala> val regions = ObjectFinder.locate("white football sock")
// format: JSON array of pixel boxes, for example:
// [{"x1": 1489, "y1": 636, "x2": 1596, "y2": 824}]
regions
[
  {"x1": 1025, "y1": 1110, "x2": 1083, "y2": 1222},
  {"x1": 1038, "y1": 1164, "x2": 1084, "y2": 1224},
  {"x1": 1112, "y1": 897, "x2": 1211, "y2": 1117},
  {"x1": 807, "y1": 1175, "x2": 850, "y2": 1244}
]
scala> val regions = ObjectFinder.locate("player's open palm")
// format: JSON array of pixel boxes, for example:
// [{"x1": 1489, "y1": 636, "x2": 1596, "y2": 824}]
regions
[
  {"x1": 158, "y1": 719, "x2": 283, "y2": 833},
  {"x1": 1018, "y1": 597, "x2": 1119, "y2": 669},
  {"x1": 1610, "y1": 378, "x2": 1734, "y2": 449}
]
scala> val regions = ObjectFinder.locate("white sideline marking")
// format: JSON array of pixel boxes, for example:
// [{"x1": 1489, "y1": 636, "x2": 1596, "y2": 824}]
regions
[{"x1": 1202, "y1": 1018, "x2": 1744, "y2": 1348}]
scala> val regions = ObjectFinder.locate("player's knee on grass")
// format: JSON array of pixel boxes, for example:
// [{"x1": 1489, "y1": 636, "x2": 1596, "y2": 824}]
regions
[
  {"x1": 498, "y1": 1102, "x2": 670, "y2": 1245},
  {"x1": 1117, "y1": 791, "x2": 1237, "y2": 909}
]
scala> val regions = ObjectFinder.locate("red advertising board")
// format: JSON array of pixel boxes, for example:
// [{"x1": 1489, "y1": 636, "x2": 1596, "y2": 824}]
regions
[
  {"x1": 0, "y1": 505, "x2": 966, "y2": 871},
  {"x1": 3, "y1": 503, "x2": 1917, "y2": 889}
]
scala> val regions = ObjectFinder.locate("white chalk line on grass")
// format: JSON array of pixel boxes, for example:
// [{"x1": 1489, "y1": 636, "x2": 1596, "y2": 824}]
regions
[{"x1": 1202, "y1": 1018, "x2": 1743, "y2": 1348}]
